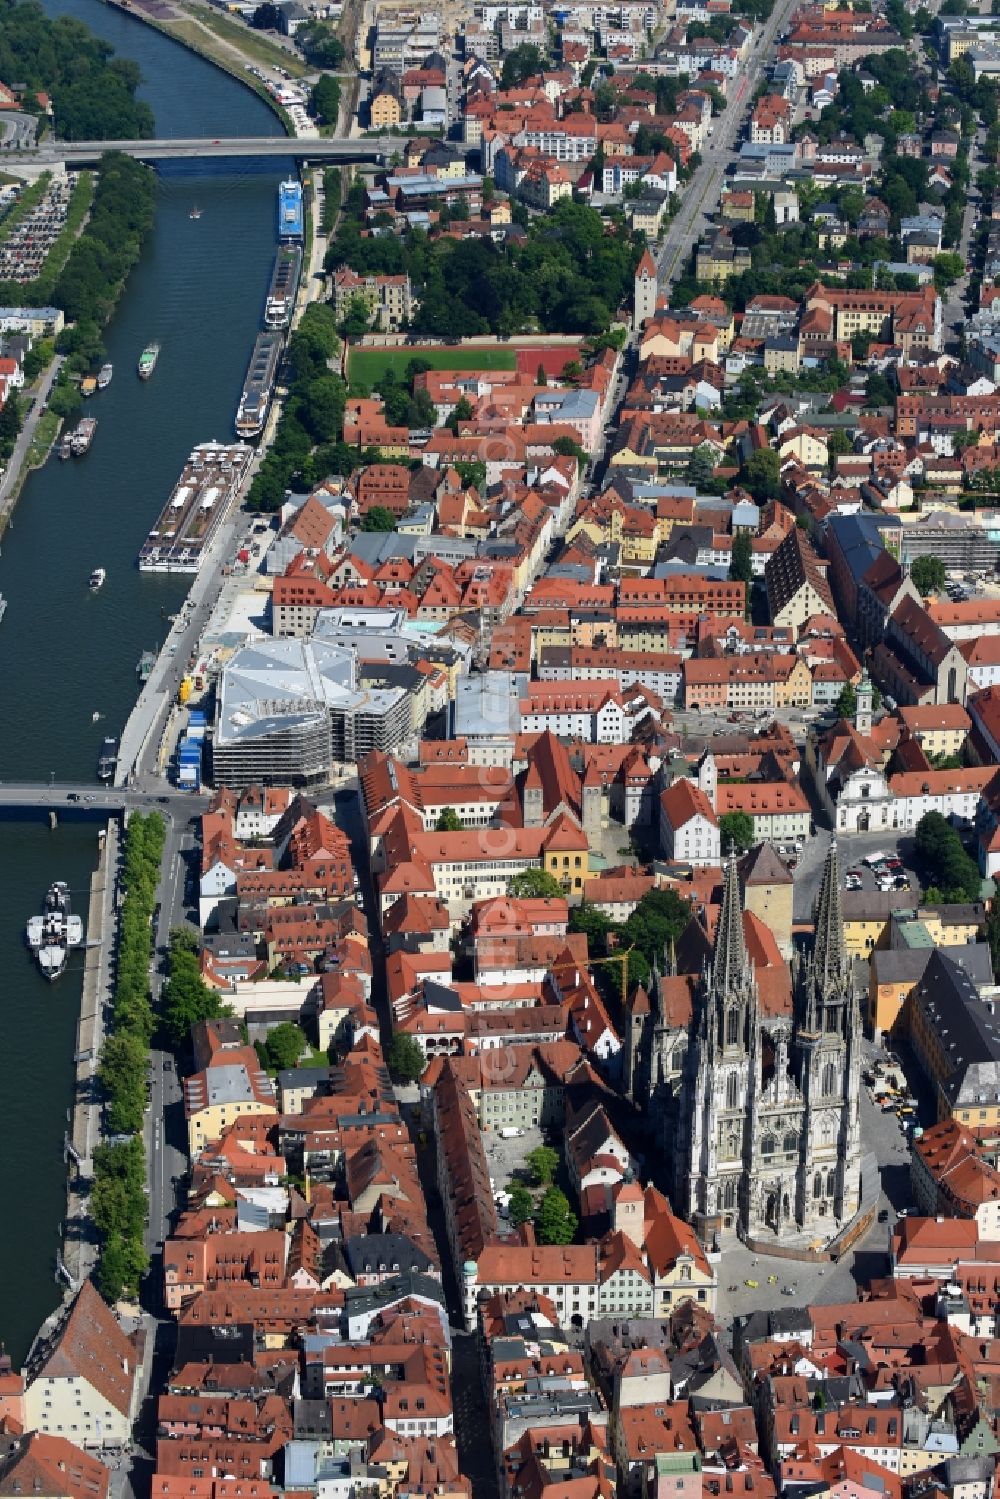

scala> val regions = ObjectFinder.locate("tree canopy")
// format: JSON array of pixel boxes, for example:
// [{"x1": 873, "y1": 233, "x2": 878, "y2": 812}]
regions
[
  {"x1": 535, "y1": 1186, "x2": 577, "y2": 1245},
  {"x1": 388, "y1": 1032, "x2": 426, "y2": 1084},
  {"x1": 257, "y1": 1022, "x2": 307, "y2": 1072},
  {"x1": 915, "y1": 811, "x2": 981, "y2": 902},
  {"x1": 161, "y1": 928, "x2": 230, "y2": 1047},
  {"x1": 909, "y1": 555, "x2": 947, "y2": 596},
  {"x1": 327, "y1": 191, "x2": 644, "y2": 338},
  {"x1": 508, "y1": 868, "x2": 566, "y2": 899},
  {"x1": 0, "y1": 1, "x2": 154, "y2": 140},
  {"x1": 719, "y1": 811, "x2": 754, "y2": 855}
]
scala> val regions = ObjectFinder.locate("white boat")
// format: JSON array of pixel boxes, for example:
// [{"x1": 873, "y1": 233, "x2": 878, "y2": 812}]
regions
[
  {"x1": 89, "y1": 567, "x2": 106, "y2": 591},
  {"x1": 92, "y1": 711, "x2": 101, "y2": 723},
  {"x1": 27, "y1": 882, "x2": 81, "y2": 980},
  {"x1": 38, "y1": 942, "x2": 67, "y2": 980},
  {"x1": 0, "y1": 593, "x2": 7, "y2": 623}
]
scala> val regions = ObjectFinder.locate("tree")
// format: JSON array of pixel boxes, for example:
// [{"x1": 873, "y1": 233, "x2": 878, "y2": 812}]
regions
[
  {"x1": 251, "y1": 2, "x2": 281, "y2": 26},
  {"x1": 865, "y1": 371, "x2": 894, "y2": 408},
  {"x1": 0, "y1": 393, "x2": 22, "y2": 458},
  {"x1": 508, "y1": 868, "x2": 565, "y2": 899},
  {"x1": 161, "y1": 930, "x2": 229, "y2": 1047},
  {"x1": 742, "y1": 447, "x2": 780, "y2": 501},
  {"x1": 501, "y1": 43, "x2": 546, "y2": 87},
  {"x1": 258, "y1": 1022, "x2": 307, "y2": 1072},
  {"x1": 360, "y1": 505, "x2": 397, "y2": 532},
  {"x1": 835, "y1": 681, "x2": 858, "y2": 719},
  {"x1": 98, "y1": 1031, "x2": 148, "y2": 1135},
  {"x1": 729, "y1": 529, "x2": 753, "y2": 587},
  {"x1": 933, "y1": 251, "x2": 966, "y2": 290},
  {"x1": 310, "y1": 75, "x2": 341, "y2": 129},
  {"x1": 448, "y1": 395, "x2": 473, "y2": 434},
  {"x1": 535, "y1": 1186, "x2": 577, "y2": 1245},
  {"x1": 826, "y1": 429, "x2": 852, "y2": 472},
  {"x1": 298, "y1": 20, "x2": 345, "y2": 66},
  {"x1": 915, "y1": 811, "x2": 981, "y2": 902},
  {"x1": 454, "y1": 459, "x2": 486, "y2": 490},
  {"x1": 388, "y1": 1032, "x2": 426, "y2": 1084},
  {"x1": 536, "y1": 361, "x2": 548, "y2": 387},
  {"x1": 910, "y1": 555, "x2": 946, "y2": 595},
  {"x1": 526, "y1": 1145, "x2": 560, "y2": 1187},
  {"x1": 687, "y1": 442, "x2": 719, "y2": 493},
  {"x1": 436, "y1": 807, "x2": 462, "y2": 831},
  {"x1": 719, "y1": 811, "x2": 754, "y2": 855},
  {"x1": 508, "y1": 1184, "x2": 533, "y2": 1225},
  {"x1": 552, "y1": 434, "x2": 589, "y2": 472}
]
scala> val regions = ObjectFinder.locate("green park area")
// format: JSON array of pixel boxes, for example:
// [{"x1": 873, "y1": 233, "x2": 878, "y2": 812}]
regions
[{"x1": 349, "y1": 344, "x2": 517, "y2": 387}]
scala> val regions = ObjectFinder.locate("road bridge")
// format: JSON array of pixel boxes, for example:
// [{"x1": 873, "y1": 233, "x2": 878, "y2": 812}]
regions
[
  {"x1": 8, "y1": 135, "x2": 396, "y2": 166},
  {"x1": 0, "y1": 782, "x2": 207, "y2": 815}
]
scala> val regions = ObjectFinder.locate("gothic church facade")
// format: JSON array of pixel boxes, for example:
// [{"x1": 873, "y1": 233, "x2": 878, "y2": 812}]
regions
[{"x1": 626, "y1": 842, "x2": 862, "y2": 1246}]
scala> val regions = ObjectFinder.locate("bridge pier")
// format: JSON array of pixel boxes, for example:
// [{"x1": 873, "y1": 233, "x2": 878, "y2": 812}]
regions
[{"x1": 49, "y1": 810, "x2": 57, "y2": 830}]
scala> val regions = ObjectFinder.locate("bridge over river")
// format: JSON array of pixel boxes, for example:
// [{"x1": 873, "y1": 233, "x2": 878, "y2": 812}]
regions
[
  {"x1": 0, "y1": 782, "x2": 208, "y2": 816},
  {"x1": 8, "y1": 135, "x2": 396, "y2": 166}
]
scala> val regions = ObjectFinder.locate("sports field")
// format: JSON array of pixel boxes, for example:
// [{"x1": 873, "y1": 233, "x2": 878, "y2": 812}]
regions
[{"x1": 349, "y1": 344, "x2": 518, "y2": 386}]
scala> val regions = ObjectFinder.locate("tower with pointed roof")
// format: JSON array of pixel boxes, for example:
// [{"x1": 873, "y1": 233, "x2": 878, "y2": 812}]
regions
[
  {"x1": 634, "y1": 248, "x2": 658, "y2": 329},
  {"x1": 794, "y1": 838, "x2": 863, "y2": 1226}
]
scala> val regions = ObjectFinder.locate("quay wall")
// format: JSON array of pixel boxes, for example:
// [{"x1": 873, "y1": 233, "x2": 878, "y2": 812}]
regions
[{"x1": 62, "y1": 818, "x2": 119, "y2": 1291}]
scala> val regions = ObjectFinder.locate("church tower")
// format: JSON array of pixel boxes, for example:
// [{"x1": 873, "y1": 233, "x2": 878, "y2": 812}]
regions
[
  {"x1": 794, "y1": 839, "x2": 863, "y2": 1229},
  {"x1": 679, "y1": 852, "x2": 760, "y2": 1242},
  {"x1": 855, "y1": 670, "x2": 873, "y2": 736},
  {"x1": 634, "y1": 248, "x2": 658, "y2": 329}
]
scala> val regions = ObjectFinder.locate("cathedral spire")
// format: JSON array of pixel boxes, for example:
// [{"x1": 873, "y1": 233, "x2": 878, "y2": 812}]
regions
[
  {"x1": 711, "y1": 848, "x2": 750, "y2": 1000},
  {"x1": 813, "y1": 838, "x2": 847, "y2": 994},
  {"x1": 799, "y1": 837, "x2": 851, "y2": 1036}
]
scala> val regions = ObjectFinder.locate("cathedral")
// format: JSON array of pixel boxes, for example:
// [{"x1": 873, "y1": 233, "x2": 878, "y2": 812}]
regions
[{"x1": 625, "y1": 841, "x2": 862, "y2": 1247}]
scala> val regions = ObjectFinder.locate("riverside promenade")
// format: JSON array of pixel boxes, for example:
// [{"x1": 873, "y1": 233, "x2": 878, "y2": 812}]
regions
[{"x1": 62, "y1": 819, "x2": 119, "y2": 1290}]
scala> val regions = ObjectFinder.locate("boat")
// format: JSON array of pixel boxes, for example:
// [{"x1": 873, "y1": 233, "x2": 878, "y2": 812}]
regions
[
  {"x1": 138, "y1": 342, "x2": 160, "y2": 380},
  {"x1": 69, "y1": 417, "x2": 97, "y2": 456},
  {"x1": 89, "y1": 567, "x2": 106, "y2": 591},
  {"x1": 97, "y1": 734, "x2": 119, "y2": 782},
  {"x1": 58, "y1": 432, "x2": 72, "y2": 460},
  {"x1": 80, "y1": 375, "x2": 97, "y2": 398},
  {"x1": 235, "y1": 332, "x2": 283, "y2": 440},
  {"x1": 138, "y1": 442, "x2": 252, "y2": 573},
  {"x1": 263, "y1": 244, "x2": 302, "y2": 330},
  {"x1": 97, "y1": 363, "x2": 113, "y2": 389},
  {"x1": 0, "y1": 593, "x2": 6, "y2": 624},
  {"x1": 190, "y1": 204, "x2": 202, "y2": 220},
  {"x1": 136, "y1": 649, "x2": 156, "y2": 680},
  {"x1": 26, "y1": 882, "x2": 84, "y2": 981},
  {"x1": 278, "y1": 178, "x2": 303, "y2": 241},
  {"x1": 91, "y1": 711, "x2": 101, "y2": 722}
]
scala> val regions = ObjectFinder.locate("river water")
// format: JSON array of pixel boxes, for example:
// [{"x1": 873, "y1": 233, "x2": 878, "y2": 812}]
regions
[{"x1": 0, "y1": 0, "x2": 289, "y2": 1359}]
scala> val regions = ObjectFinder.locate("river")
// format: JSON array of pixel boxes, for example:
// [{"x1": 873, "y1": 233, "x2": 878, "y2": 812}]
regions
[{"x1": 0, "y1": 0, "x2": 289, "y2": 1359}]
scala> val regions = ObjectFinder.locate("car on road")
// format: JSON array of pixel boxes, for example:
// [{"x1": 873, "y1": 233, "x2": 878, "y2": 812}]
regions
[{"x1": 67, "y1": 792, "x2": 79, "y2": 802}]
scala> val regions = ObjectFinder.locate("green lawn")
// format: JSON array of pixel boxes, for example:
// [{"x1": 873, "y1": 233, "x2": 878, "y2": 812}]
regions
[
  {"x1": 349, "y1": 344, "x2": 518, "y2": 387},
  {"x1": 27, "y1": 408, "x2": 60, "y2": 468},
  {"x1": 179, "y1": 4, "x2": 309, "y2": 76}
]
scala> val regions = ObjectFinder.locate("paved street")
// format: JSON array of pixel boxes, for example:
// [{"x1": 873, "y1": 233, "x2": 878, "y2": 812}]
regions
[{"x1": 656, "y1": 0, "x2": 801, "y2": 289}]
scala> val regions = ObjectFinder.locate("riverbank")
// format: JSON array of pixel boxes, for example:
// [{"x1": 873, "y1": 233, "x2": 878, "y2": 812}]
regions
[
  {"x1": 0, "y1": 354, "x2": 65, "y2": 534},
  {"x1": 96, "y1": 0, "x2": 298, "y2": 134},
  {"x1": 62, "y1": 819, "x2": 118, "y2": 1293}
]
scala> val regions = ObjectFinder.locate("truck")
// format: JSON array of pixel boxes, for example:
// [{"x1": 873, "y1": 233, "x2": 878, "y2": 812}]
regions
[{"x1": 499, "y1": 1127, "x2": 525, "y2": 1139}]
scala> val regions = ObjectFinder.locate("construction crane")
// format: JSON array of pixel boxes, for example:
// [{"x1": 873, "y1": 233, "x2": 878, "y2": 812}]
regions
[{"x1": 548, "y1": 949, "x2": 633, "y2": 1010}]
